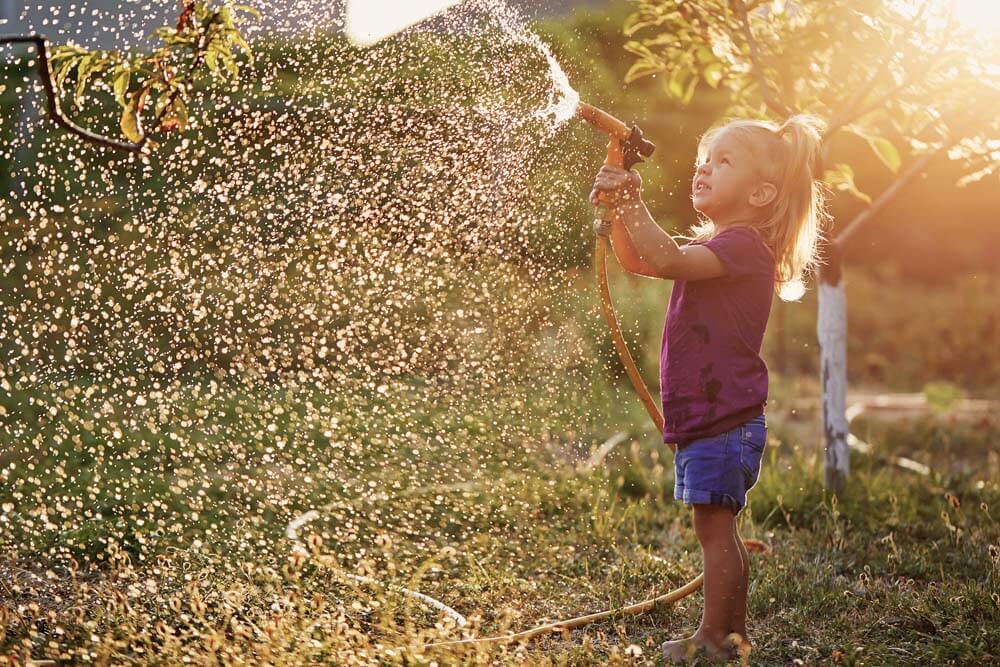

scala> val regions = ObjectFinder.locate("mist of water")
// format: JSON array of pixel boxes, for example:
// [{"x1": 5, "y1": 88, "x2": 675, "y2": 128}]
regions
[{"x1": 0, "y1": 0, "x2": 597, "y2": 657}]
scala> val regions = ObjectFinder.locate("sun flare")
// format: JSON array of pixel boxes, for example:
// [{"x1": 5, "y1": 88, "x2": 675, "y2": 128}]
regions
[
  {"x1": 344, "y1": 0, "x2": 466, "y2": 47},
  {"x1": 896, "y1": 0, "x2": 1000, "y2": 33},
  {"x1": 948, "y1": 0, "x2": 1000, "y2": 30}
]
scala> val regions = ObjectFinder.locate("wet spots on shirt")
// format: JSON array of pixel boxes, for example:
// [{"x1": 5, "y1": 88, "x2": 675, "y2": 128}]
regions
[
  {"x1": 666, "y1": 405, "x2": 695, "y2": 432},
  {"x1": 705, "y1": 378, "x2": 722, "y2": 403},
  {"x1": 691, "y1": 323, "x2": 711, "y2": 344},
  {"x1": 699, "y1": 363, "x2": 722, "y2": 403}
]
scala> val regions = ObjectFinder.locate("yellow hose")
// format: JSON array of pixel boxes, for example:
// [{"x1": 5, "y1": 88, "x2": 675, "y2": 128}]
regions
[
  {"x1": 594, "y1": 234, "x2": 667, "y2": 447},
  {"x1": 418, "y1": 234, "x2": 771, "y2": 658}
]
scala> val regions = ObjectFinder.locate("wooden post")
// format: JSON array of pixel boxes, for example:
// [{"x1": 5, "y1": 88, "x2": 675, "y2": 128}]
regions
[{"x1": 817, "y1": 239, "x2": 848, "y2": 495}]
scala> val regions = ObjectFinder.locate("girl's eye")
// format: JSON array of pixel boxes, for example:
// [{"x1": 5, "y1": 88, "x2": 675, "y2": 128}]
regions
[{"x1": 721, "y1": 158, "x2": 730, "y2": 165}]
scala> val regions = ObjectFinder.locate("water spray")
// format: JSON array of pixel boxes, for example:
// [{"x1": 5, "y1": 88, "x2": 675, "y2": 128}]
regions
[
  {"x1": 574, "y1": 102, "x2": 667, "y2": 435},
  {"x1": 294, "y1": 6, "x2": 771, "y2": 656},
  {"x1": 414, "y1": 102, "x2": 770, "y2": 659}
]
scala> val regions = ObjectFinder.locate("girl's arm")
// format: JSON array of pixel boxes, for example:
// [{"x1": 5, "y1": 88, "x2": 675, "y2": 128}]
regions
[
  {"x1": 619, "y1": 200, "x2": 726, "y2": 281},
  {"x1": 592, "y1": 166, "x2": 726, "y2": 281},
  {"x1": 604, "y1": 216, "x2": 662, "y2": 278}
]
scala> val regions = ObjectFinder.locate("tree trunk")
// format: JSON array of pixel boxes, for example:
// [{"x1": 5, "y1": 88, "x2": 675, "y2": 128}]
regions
[{"x1": 817, "y1": 241, "x2": 849, "y2": 495}]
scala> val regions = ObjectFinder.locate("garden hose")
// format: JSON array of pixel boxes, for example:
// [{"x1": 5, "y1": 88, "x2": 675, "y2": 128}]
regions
[{"x1": 415, "y1": 104, "x2": 771, "y2": 658}]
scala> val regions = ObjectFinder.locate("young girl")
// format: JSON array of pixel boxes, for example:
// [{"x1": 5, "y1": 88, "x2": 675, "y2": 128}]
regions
[{"x1": 590, "y1": 114, "x2": 827, "y2": 662}]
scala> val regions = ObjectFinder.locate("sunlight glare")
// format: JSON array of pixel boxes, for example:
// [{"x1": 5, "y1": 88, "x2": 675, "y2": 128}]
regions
[
  {"x1": 949, "y1": 0, "x2": 1000, "y2": 30},
  {"x1": 344, "y1": 0, "x2": 468, "y2": 46},
  {"x1": 896, "y1": 0, "x2": 1000, "y2": 34}
]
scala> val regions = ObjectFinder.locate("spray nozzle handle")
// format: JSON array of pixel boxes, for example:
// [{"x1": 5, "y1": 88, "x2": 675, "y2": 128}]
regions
[{"x1": 623, "y1": 125, "x2": 655, "y2": 171}]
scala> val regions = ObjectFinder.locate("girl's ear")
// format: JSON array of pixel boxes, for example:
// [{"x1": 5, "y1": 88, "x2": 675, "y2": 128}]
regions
[{"x1": 749, "y1": 182, "x2": 777, "y2": 208}]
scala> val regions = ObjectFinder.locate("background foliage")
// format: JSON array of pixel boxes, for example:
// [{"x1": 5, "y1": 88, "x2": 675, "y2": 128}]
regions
[{"x1": 0, "y1": 2, "x2": 997, "y2": 662}]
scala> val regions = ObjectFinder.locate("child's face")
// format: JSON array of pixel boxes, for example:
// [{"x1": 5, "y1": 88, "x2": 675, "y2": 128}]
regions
[{"x1": 691, "y1": 129, "x2": 764, "y2": 223}]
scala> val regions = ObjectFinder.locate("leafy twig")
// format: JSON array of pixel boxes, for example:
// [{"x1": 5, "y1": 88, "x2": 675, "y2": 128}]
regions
[
  {"x1": 0, "y1": 1, "x2": 258, "y2": 152},
  {"x1": 733, "y1": 0, "x2": 791, "y2": 117}
]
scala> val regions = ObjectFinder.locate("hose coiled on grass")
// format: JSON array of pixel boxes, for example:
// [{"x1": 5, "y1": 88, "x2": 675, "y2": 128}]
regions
[{"x1": 416, "y1": 235, "x2": 771, "y2": 659}]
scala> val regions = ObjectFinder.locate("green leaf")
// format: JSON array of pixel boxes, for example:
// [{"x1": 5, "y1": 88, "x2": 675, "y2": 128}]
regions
[
  {"x1": 623, "y1": 18, "x2": 656, "y2": 36},
  {"x1": 120, "y1": 94, "x2": 143, "y2": 143},
  {"x1": 867, "y1": 134, "x2": 901, "y2": 173},
  {"x1": 923, "y1": 381, "x2": 964, "y2": 414},
  {"x1": 214, "y1": 40, "x2": 234, "y2": 59},
  {"x1": 667, "y1": 65, "x2": 687, "y2": 98},
  {"x1": 154, "y1": 91, "x2": 173, "y2": 118},
  {"x1": 822, "y1": 163, "x2": 871, "y2": 205},
  {"x1": 233, "y1": 4, "x2": 262, "y2": 20},
  {"x1": 72, "y1": 54, "x2": 96, "y2": 109},
  {"x1": 223, "y1": 53, "x2": 238, "y2": 78},
  {"x1": 623, "y1": 12, "x2": 647, "y2": 36},
  {"x1": 845, "y1": 125, "x2": 901, "y2": 173},
  {"x1": 702, "y1": 63, "x2": 723, "y2": 88},
  {"x1": 219, "y1": 6, "x2": 235, "y2": 30},
  {"x1": 231, "y1": 32, "x2": 254, "y2": 62},
  {"x1": 49, "y1": 44, "x2": 89, "y2": 61},
  {"x1": 113, "y1": 68, "x2": 131, "y2": 107},
  {"x1": 695, "y1": 46, "x2": 714, "y2": 64},
  {"x1": 681, "y1": 72, "x2": 698, "y2": 104},
  {"x1": 623, "y1": 40, "x2": 657, "y2": 61},
  {"x1": 206, "y1": 50, "x2": 219, "y2": 73},
  {"x1": 625, "y1": 59, "x2": 663, "y2": 84},
  {"x1": 623, "y1": 10, "x2": 676, "y2": 36},
  {"x1": 53, "y1": 56, "x2": 79, "y2": 91},
  {"x1": 156, "y1": 27, "x2": 192, "y2": 47},
  {"x1": 169, "y1": 96, "x2": 188, "y2": 132}
]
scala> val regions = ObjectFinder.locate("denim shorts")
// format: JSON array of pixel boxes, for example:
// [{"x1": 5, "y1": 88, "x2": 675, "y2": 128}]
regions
[{"x1": 673, "y1": 414, "x2": 767, "y2": 515}]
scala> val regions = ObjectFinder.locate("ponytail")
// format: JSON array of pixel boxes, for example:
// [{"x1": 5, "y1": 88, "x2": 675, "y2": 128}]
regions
[{"x1": 768, "y1": 114, "x2": 828, "y2": 301}]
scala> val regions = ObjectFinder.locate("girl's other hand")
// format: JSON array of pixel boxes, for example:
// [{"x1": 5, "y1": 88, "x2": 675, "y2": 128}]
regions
[{"x1": 589, "y1": 165, "x2": 642, "y2": 207}]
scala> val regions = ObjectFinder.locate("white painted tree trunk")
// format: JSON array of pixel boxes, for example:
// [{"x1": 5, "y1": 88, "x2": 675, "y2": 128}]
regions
[{"x1": 817, "y1": 278, "x2": 849, "y2": 494}]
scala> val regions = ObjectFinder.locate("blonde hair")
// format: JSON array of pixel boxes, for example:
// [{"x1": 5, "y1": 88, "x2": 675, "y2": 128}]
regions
[{"x1": 683, "y1": 114, "x2": 830, "y2": 301}]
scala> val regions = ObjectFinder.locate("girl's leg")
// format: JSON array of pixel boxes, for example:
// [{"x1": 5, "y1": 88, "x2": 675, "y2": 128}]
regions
[
  {"x1": 691, "y1": 503, "x2": 742, "y2": 645},
  {"x1": 662, "y1": 503, "x2": 742, "y2": 662},
  {"x1": 730, "y1": 520, "x2": 750, "y2": 643}
]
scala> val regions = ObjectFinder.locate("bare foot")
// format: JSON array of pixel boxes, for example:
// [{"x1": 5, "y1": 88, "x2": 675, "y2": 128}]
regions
[{"x1": 661, "y1": 632, "x2": 743, "y2": 664}]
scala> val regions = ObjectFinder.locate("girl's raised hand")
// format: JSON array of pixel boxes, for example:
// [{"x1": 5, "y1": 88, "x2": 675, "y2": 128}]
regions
[{"x1": 589, "y1": 165, "x2": 642, "y2": 207}]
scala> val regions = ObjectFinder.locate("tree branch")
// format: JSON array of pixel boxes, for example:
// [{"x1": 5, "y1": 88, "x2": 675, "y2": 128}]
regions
[
  {"x1": 834, "y1": 151, "x2": 936, "y2": 246},
  {"x1": 826, "y1": 3, "x2": 956, "y2": 140},
  {"x1": 2, "y1": 8, "x2": 226, "y2": 153},
  {"x1": 733, "y1": 0, "x2": 792, "y2": 118},
  {"x1": 1, "y1": 34, "x2": 146, "y2": 151},
  {"x1": 835, "y1": 106, "x2": 985, "y2": 246}
]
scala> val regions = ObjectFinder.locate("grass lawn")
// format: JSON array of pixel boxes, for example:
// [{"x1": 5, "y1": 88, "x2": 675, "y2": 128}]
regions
[
  {"x1": 1, "y1": 260, "x2": 997, "y2": 664},
  {"x1": 2, "y1": 362, "x2": 998, "y2": 665}
]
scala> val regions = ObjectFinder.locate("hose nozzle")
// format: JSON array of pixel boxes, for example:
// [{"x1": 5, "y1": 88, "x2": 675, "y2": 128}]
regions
[{"x1": 577, "y1": 102, "x2": 655, "y2": 171}]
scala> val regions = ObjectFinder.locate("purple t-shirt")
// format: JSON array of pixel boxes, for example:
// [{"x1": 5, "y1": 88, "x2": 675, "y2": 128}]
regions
[{"x1": 660, "y1": 225, "x2": 775, "y2": 445}]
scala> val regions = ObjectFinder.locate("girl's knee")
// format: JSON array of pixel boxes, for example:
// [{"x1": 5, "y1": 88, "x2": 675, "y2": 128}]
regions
[{"x1": 693, "y1": 503, "x2": 736, "y2": 542}]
